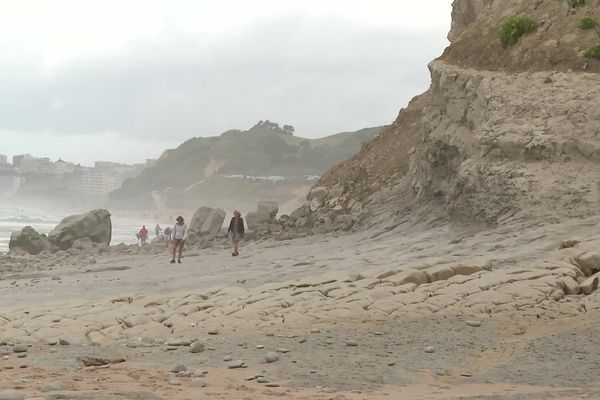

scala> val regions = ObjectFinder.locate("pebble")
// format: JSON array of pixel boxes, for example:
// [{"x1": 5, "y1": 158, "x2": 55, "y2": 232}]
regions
[
  {"x1": 177, "y1": 371, "x2": 192, "y2": 378},
  {"x1": 256, "y1": 377, "x2": 269, "y2": 383},
  {"x1": 345, "y1": 340, "x2": 359, "y2": 347},
  {"x1": 58, "y1": 338, "x2": 69, "y2": 346},
  {"x1": 265, "y1": 383, "x2": 280, "y2": 387},
  {"x1": 310, "y1": 329, "x2": 320, "y2": 334},
  {"x1": 228, "y1": 360, "x2": 245, "y2": 369},
  {"x1": 12, "y1": 345, "x2": 28, "y2": 353},
  {"x1": 424, "y1": 346, "x2": 435, "y2": 353},
  {"x1": 245, "y1": 375, "x2": 256, "y2": 381},
  {"x1": 17, "y1": 354, "x2": 27, "y2": 359},
  {"x1": 256, "y1": 345, "x2": 265, "y2": 349},
  {"x1": 170, "y1": 365, "x2": 187, "y2": 373},
  {"x1": 223, "y1": 355, "x2": 233, "y2": 362},
  {"x1": 192, "y1": 370, "x2": 206, "y2": 377},
  {"x1": 190, "y1": 342, "x2": 205, "y2": 353},
  {"x1": 166, "y1": 339, "x2": 191, "y2": 347},
  {"x1": 461, "y1": 373, "x2": 473, "y2": 377},
  {"x1": 41, "y1": 381, "x2": 67, "y2": 392},
  {"x1": 168, "y1": 380, "x2": 181, "y2": 386},
  {"x1": 208, "y1": 330, "x2": 219, "y2": 335},
  {"x1": 191, "y1": 378, "x2": 206, "y2": 387},
  {"x1": 387, "y1": 362, "x2": 396, "y2": 366},
  {"x1": 0, "y1": 390, "x2": 23, "y2": 400},
  {"x1": 276, "y1": 348, "x2": 290, "y2": 353},
  {"x1": 374, "y1": 332, "x2": 384, "y2": 336},
  {"x1": 264, "y1": 352, "x2": 280, "y2": 363},
  {"x1": 465, "y1": 320, "x2": 482, "y2": 328}
]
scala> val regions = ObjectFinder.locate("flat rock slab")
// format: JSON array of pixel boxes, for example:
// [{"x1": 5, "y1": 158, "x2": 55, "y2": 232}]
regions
[{"x1": 0, "y1": 390, "x2": 23, "y2": 400}]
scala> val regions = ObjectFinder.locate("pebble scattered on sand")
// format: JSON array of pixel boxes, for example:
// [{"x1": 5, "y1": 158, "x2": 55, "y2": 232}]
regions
[
  {"x1": 41, "y1": 381, "x2": 67, "y2": 392},
  {"x1": 170, "y1": 365, "x2": 187, "y2": 373},
  {"x1": 264, "y1": 352, "x2": 280, "y2": 363}
]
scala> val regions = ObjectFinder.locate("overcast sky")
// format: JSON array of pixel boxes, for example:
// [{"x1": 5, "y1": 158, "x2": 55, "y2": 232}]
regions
[{"x1": 0, "y1": 0, "x2": 452, "y2": 166}]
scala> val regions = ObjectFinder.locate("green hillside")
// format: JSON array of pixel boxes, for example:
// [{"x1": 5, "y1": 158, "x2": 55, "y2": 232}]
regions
[{"x1": 109, "y1": 121, "x2": 382, "y2": 210}]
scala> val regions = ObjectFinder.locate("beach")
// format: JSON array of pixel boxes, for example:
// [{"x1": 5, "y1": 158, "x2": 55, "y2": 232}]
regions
[{"x1": 2, "y1": 214, "x2": 600, "y2": 399}]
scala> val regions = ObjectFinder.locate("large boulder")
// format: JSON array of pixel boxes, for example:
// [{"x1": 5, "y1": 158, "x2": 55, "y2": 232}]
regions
[
  {"x1": 246, "y1": 201, "x2": 279, "y2": 226},
  {"x1": 8, "y1": 226, "x2": 51, "y2": 255},
  {"x1": 188, "y1": 207, "x2": 225, "y2": 242},
  {"x1": 48, "y1": 209, "x2": 112, "y2": 251}
]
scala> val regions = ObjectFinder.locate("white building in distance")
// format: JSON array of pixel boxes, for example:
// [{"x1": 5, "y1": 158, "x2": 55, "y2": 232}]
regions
[{"x1": 81, "y1": 172, "x2": 115, "y2": 194}]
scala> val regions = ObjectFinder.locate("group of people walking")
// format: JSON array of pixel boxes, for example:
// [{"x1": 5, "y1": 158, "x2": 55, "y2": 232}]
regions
[{"x1": 137, "y1": 210, "x2": 246, "y2": 263}]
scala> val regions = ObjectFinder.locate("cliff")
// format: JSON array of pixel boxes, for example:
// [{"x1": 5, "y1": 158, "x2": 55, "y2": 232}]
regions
[{"x1": 286, "y1": 0, "x2": 600, "y2": 234}]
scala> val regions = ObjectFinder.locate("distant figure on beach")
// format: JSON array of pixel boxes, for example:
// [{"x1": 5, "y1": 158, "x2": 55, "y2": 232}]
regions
[
  {"x1": 155, "y1": 224, "x2": 161, "y2": 238},
  {"x1": 170, "y1": 216, "x2": 188, "y2": 264},
  {"x1": 163, "y1": 226, "x2": 172, "y2": 246},
  {"x1": 228, "y1": 210, "x2": 245, "y2": 257},
  {"x1": 138, "y1": 225, "x2": 149, "y2": 245}
]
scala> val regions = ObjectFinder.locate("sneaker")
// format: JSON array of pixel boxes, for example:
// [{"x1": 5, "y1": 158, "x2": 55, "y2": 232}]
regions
[
  {"x1": 170, "y1": 259, "x2": 175, "y2": 264},
  {"x1": 177, "y1": 259, "x2": 182, "y2": 264},
  {"x1": 233, "y1": 251, "x2": 239, "y2": 257}
]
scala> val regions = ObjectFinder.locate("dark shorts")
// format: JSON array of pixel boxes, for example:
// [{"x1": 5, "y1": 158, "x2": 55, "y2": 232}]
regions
[
  {"x1": 231, "y1": 233, "x2": 243, "y2": 242},
  {"x1": 173, "y1": 239, "x2": 185, "y2": 249}
]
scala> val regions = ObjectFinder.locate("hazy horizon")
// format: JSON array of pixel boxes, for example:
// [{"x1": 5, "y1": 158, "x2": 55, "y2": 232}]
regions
[{"x1": 1, "y1": 0, "x2": 453, "y2": 165}]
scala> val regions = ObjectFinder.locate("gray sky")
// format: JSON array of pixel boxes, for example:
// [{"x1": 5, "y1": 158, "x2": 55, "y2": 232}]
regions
[{"x1": 0, "y1": 0, "x2": 452, "y2": 166}]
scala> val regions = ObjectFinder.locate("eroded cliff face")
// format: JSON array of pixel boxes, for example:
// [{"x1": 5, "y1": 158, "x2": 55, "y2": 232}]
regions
[{"x1": 285, "y1": 0, "x2": 600, "y2": 234}]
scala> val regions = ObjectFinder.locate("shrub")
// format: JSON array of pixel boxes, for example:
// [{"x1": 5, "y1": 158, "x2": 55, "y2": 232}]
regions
[
  {"x1": 568, "y1": 0, "x2": 585, "y2": 7},
  {"x1": 578, "y1": 15, "x2": 598, "y2": 29},
  {"x1": 583, "y1": 45, "x2": 600, "y2": 59},
  {"x1": 501, "y1": 15, "x2": 538, "y2": 46}
]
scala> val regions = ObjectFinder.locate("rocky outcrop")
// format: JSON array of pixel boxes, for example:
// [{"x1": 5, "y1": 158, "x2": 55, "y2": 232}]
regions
[
  {"x1": 187, "y1": 207, "x2": 226, "y2": 245},
  {"x1": 8, "y1": 226, "x2": 51, "y2": 255},
  {"x1": 48, "y1": 209, "x2": 112, "y2": 251},
  {"x1": 246, "y1": 201, "x2": 279, "y2": 226},
  {"x1": 245, "y1": 201, "x2": 283, "y2": 237},
  {"x1": 289, "y1": 0, "x2": 600, "y2": 232}
]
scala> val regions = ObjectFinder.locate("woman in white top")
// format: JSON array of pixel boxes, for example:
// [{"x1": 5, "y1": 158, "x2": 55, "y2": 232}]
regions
[{"x1": 170, "y1": 216, "x2": 188, "y2": 264}]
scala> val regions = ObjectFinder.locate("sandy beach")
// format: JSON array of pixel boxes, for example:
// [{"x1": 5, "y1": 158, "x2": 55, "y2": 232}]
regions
[{"x1": 2, "y1": 214, "x2": 600, "y2": 399}]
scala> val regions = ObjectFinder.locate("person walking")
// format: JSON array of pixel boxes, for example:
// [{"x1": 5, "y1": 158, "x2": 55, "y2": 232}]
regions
[
  {"x1": 163, "y1": 226, "x2": 172, "y2": 246},
  {"x1": 227, "y1": 210, "x2": 245, "y2": 257},
  {"x1": 155, "y1": 224, "x2": 161, "y2": 238},
  {"x1": 170, "y1": 216, "x2": 188, "y2": 264},
  {"x1": 138, "y1": 225, "x2": 149, "y2": 246}
]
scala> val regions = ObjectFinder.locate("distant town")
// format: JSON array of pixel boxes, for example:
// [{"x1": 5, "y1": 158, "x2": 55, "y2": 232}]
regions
[{"x1": 0, "y1": 153, "x2": 156, "y2": 199}]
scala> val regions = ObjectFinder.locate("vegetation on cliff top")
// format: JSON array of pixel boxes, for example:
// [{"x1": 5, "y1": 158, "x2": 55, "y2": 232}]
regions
[
  {"x1": 501, "y1": 15, "x2": 537, "y2": 47},
  {"x1": 583, "y1": 45, "x2": 600, "y2": 59},
  {"x1": 578, "y1": 15, "x2": 598, "y2": 30}
]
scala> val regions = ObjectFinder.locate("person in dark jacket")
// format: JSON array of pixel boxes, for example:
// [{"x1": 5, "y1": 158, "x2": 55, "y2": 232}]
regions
[{"x1": 227, "y1": 210, "x2": 245, "y2": 257}]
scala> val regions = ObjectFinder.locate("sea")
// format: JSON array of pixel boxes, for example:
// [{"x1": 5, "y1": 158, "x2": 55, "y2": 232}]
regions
[{"x1": 0, "y1": 206, "x2": 169, "y2": 254}]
